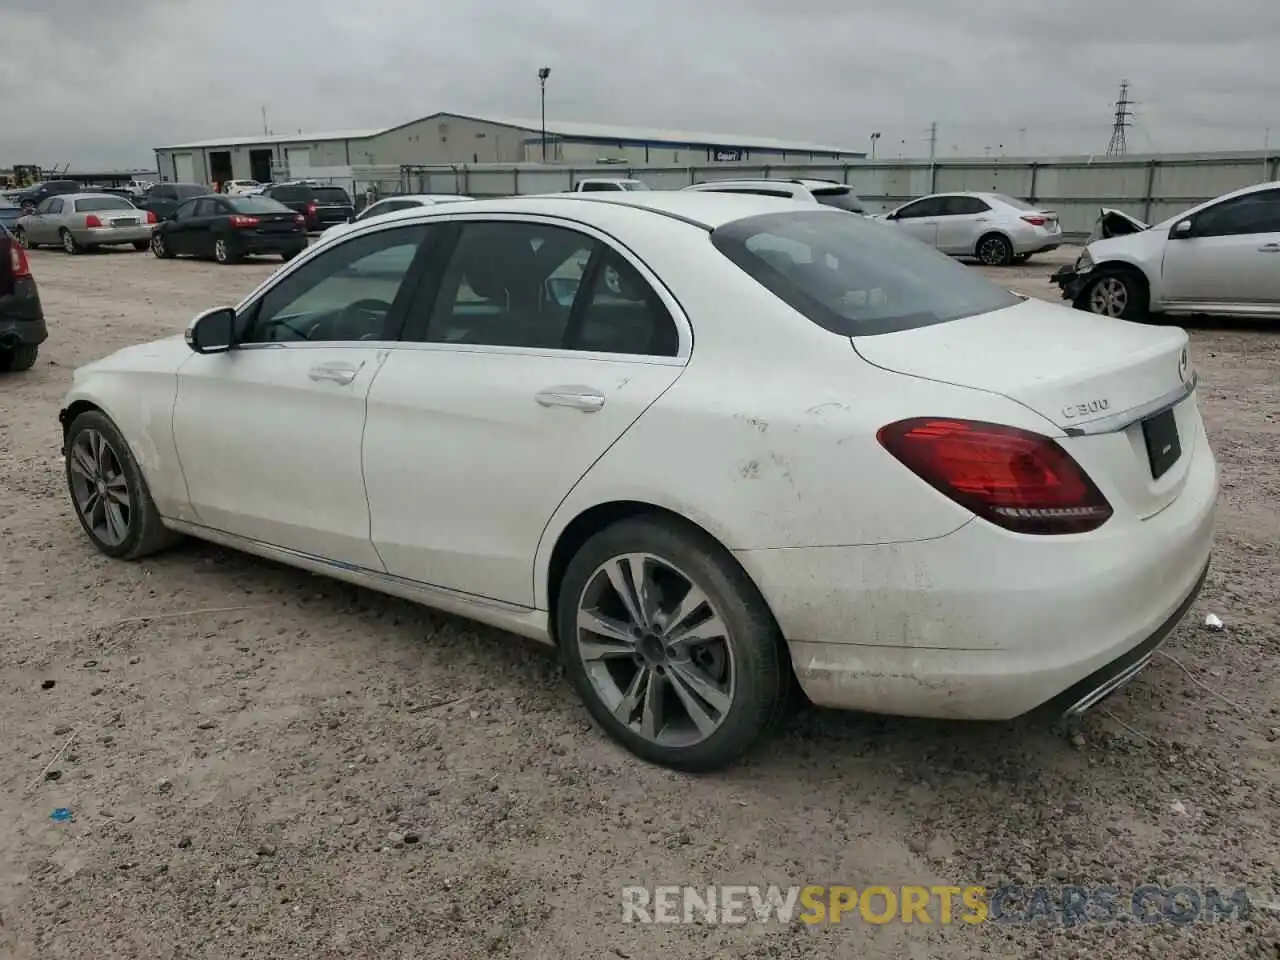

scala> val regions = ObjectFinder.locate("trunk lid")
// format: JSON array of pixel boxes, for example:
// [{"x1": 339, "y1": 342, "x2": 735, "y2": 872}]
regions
[
  {"x1": 252, "y1": 212, "x2": 302, "y2": 234},
  {"x1": 853, "y1": 298, "x2": 1199, "y2": 519}
]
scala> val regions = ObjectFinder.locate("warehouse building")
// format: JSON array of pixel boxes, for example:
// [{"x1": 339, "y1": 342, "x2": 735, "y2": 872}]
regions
[{"x1": 153, "y1": 112, "x2": 861, "y2": 184}]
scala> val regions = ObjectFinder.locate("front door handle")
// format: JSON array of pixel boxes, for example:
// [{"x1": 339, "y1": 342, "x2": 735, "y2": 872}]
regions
[
  {"x1": 535, "y1": 386, "x2": 606, "y2": 413},
  {"x1": 1258, "y1": 243, "x2": 1280, "y2": 252},
  {"x1": 308, "y1": 362, "x2": 361, "y2": 385}
]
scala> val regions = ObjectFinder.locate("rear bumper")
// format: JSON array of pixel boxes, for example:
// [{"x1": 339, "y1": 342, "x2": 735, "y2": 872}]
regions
[
  {"x1": 738, "y1": 428, "x2": 1218, "y2": 720},
  {"x1": 0, "y1": 279, "x2": 48, "y2": 346},
  {"x1": 1012, "y1": 229, "x2": 1063, "y2": 256},
  {"x1": 74, "y1": 225, "x2": 153, "y2": 245}
]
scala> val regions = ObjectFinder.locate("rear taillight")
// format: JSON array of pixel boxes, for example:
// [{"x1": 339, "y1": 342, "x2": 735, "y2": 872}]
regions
[
  {"x1": 145, "y1": 210, "x2": 157, "y2": 224},
  {"x1": 1020, "y1": 215, "x2": 1047, "y2": 226},
  {"x1": 9, "y1": 242, "x2": 31, "y2": 278},
  {"x1": 84, "y1": 214, "x2": 103, "y2": 228},
  {"x1": 305, "y1": 202, "x2": 317, "y2": 215},
  {"x1": 877, "y1": 418, "x2": 1112, "y2": 535},
  {"x1": 229, "y1": 215, "x2": 260, "y2": 227}
]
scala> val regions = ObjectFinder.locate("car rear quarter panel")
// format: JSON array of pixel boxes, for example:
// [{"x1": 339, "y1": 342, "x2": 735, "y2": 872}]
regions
[{"x1": 532, "y1": 226, "x2": 1057, "y2": 608}]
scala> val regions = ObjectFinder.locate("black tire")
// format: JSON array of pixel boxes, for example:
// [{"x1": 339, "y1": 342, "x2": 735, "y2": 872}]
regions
[
  {"x1": 213, "y1": 237, "x2": 237, "y2": 265},
  {"x1": 132, "y1": 241, "x2": 149, "y2": 251},
  {"x1": 64, "y1": 410, "x2": 181, "y2": 560},
  {"x1": 1076, "y1": 267, "x2": 1149, "y2": 320},
  {"x1": 975, "y1": 232, "x2": 1014, "y2": 266},
  {"x1": 151, "y1": 233, "x2": 174, "y2": 259},
  {"x1": 59, "y1": 229, "x2": 81, "y2": 255},
  {"x1": 556, "y1": 516, "x2": 786, "y2": 772},
  {"x1": 0, "y1": 343, "x2": 39, "y2": 372}
]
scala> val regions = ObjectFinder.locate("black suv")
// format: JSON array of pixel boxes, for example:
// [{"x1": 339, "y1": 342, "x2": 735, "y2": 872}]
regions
[
  {"x1": 14, "y1": 179, "x2": 80, "y2": 213},
  {"x1": 261, "y1": 183, "x2": 354, "y2": 231},
  {"x1": 0, "y1": 225, "x2": 47, "y2": 372},
  {"x1": 140, "y1": 182, "x2": 210, "y2": 221}
]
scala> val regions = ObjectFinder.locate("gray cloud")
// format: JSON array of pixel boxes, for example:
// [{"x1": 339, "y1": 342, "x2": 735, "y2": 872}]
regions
[{"x1": 1, "y1": 0, "x2": 1276, "y2": 169}]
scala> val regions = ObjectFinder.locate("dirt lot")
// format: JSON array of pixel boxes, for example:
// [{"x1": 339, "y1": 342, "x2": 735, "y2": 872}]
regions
[{"x1": 1, "y1": 245, "x2": 1277, "y2": 960}]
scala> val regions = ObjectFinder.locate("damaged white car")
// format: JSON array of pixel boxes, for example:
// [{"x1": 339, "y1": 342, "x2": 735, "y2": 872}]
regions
[{"x1": 1053, "y1": 181, "x2": 1280, "y2": 320}]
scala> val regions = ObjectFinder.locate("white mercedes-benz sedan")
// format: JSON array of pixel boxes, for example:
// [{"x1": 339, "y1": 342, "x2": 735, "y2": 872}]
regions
[{"x1": 59, "y1": 192, "x2": 1217, "y2": 771}]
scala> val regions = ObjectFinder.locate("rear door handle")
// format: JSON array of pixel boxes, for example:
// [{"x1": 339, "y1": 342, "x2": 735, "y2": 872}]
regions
[
  {"x1": 535, "y1": 386, "x2": 606, "y2": 413},
  {"x1": 308, "y1": 362, "x2": 361, "y2": 385}
]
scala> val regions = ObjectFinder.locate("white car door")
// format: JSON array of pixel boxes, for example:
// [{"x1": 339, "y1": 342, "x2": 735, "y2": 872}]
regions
[
  {"x1": 887, "y1": 196, "x2": 943, "y2": 247},
  {"x1": 171, "y1": 222, "x2": 435, "y2": 567},
  {"x1": 935, "y1": 195, "x2": 992, "y2": 255},
  {"x1": 27, "y1": 198, "x2": 55, "y2": 244},
  {"x1": 362, "y1": 216, "x2": 688, "y2": 607},
  {"x1": 1161, "y1": 187, "x2": 1280, "y2": 309}
]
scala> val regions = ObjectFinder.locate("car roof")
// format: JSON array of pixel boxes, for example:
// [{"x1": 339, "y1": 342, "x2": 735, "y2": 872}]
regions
[{"x1": 327, "y1": 191, "x2": 816, "y2": 233}]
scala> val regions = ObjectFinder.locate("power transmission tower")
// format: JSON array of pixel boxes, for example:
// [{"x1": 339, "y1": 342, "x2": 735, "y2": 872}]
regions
[{"x1": 1106, "y1": 80, "x2": 1134, "y2": 157}]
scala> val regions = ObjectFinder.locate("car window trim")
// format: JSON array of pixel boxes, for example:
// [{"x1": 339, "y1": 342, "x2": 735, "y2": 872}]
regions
[{"x1": 231, "y1": 211, "x2": 694, "y2": 362}]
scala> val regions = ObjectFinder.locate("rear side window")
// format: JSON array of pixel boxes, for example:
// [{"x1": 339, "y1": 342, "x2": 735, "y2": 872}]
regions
[
  {"x1": 313, "y1": 187, "x2": 351, "y2": 204},
  {"x1": 75, "y1": 197, "x2": 135, "y2": 212},
  {"x1": 712, "y1": 210, "x2": 1021, "y2": 337},
  {"x1": 811, "y1": 186, "x2": 865, "y2": 213},
  {"x1": 941, "y1": 196, "x2": 991, "y2": 215}
]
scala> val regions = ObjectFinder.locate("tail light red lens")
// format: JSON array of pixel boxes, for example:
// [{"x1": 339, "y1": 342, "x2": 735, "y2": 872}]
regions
[
  {"x1": 877, "y1": 418, "x2": 1113, "y2": 535},
  {"x1": 1020, "y1": 215, "x2": 1047, "y2": 226},
  {"x1": 84, "y1": 214, "x2": 103, "y2": 228},
  {"x1": 229, "y1": 215, "x2": 260, "y2": 227},
  {"x1": 305, "y1": 202, "x2": 317, "y2": 215},
  {"x1": 145, "y1": 210, "x2": 157, "y2": 224},
  {"x1": 9, "y1": 242, "x2": 31, "y2": 278}
]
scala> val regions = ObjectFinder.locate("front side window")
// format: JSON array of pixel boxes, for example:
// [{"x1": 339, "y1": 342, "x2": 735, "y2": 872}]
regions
[
  {"x1": 942, "y1": 196, "x2": 990, "y2": 216},
  {"x1": 47, "y1": 199, "x2": 64, "y2": 215},
  {"x1": 35, "y1": 198, "x2": 54, "y2": 214},
  {"x1": 194, "y1": 198, "x2": 223, "y2": 217},
  {"x1": 712, "y1": 210, "x2": 1021, "y2": 337},
  {"x1": 1194, "y1": 189, "x2": 1280, "y2": 237},
  {"x1": 241, "y1": 224, "x2": 431, "y2": 344},
  {"x1": 893, "y1": 197, "x2": 945, "y2": 219}
]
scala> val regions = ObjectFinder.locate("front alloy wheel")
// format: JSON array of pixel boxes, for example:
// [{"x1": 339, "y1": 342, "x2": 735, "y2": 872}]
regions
[
  {"x1": 1087, "y1": 275, "x2": 1131, "y2": 318},
  {"x1": 151, "y1": 233, "x2": 170, "y2": 258},
  {"x1": 68, "y1": 428, "x2": 133, "y2": 548},
  {"x1": 558, "y1": 517, "x2": 785, "y2": 771},
  {"x1": 214, "y1": 238, "x2": 233, "y2": 264}
]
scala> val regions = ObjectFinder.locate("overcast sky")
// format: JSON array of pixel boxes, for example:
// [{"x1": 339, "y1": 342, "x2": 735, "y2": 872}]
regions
[{"x1": 2, "y1": 0, "x2": 1277, "y2": 169}]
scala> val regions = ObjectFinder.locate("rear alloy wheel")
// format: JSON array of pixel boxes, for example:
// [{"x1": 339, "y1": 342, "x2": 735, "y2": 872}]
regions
[
  {"x1": 213, "y1": 238, "x2": 236, "y2": 265},
  {"x1": 151, "y1": 233, "x2": 173, "y2": 259},
  {"x1": 65, "y1": 411, "x2": 179, "y2": 559},
  {"x1": 1082, "y1": 269, "x2": 1148, "y2": 320},
  {"x1": 976, "y1": 233, "x2": 1014, "y2": 266},
  {"x1": 557, "y1": 517, "x2": 785, "y2": 772},
  {"x1": 0, "y1": 343, "x2": 39, "y2": 373},
  {"x1": 60, "y1": 229, "x2": 81, "y2": 255}
]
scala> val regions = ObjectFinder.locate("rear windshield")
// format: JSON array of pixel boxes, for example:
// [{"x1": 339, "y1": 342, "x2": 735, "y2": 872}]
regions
[
  {"x1": 313, "y1": 187, "x2": 351, "y2": 203},
  {"x1": 173, "y1": 184, "x2": 207, "y2": 198},
  {"x1": 620, "y1": 181, "x2": 649, "y2": 191},
  {"x1": 228, "y1": 197, "x2": 291, "y2": 214},
  {"x1": 990, "y1": 193, "x2": 1035, "y2": 211},
  {"x1": 75, "y1": 197, "x2": 136, "y2": 212},
  {"x1": 712, "y1": 210, "x2": 1021, "y2": 337},
  {"x1": 269, "y1": 186, "x2": 307, "y2": 201},
  {"x1": 811, "y1": 186, "x2": 865, "y2": 213}
]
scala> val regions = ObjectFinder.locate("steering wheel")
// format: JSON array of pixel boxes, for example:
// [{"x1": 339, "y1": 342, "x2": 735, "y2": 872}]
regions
[{"x1": 337, "y1": 298, "x2": 394, "y2": 341}]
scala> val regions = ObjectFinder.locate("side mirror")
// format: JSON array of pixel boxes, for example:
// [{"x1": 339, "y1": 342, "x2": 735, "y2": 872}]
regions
[
  {"x1": 1171, "y1": 219, "x2": 1193, "y2": 238},
  {"x1": 185, "y1": 306, "x2": 236, "y2": 354}
]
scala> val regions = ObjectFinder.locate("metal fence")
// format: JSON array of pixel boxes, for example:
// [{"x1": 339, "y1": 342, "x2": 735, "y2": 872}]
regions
[{"x1": 334, "y1": 152, "x2": 1280, "y2": 240}]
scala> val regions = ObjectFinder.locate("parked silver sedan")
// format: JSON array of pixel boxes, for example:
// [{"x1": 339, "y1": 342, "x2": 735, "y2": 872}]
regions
[
  {"x1": 14, "y1": 194, "x2": 156, "y2": 254},
  {"x1": 878, "y1": 191, "x2": 1062, "y2": 265}
]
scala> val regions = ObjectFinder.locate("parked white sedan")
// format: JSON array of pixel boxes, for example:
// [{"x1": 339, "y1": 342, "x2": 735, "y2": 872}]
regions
[
  {"x1": 59, "y1": 193, "x2": 1216, "y2": 771},
  {"x1": 879, "y1": 191, "x2": 1062, "y2": 265}
]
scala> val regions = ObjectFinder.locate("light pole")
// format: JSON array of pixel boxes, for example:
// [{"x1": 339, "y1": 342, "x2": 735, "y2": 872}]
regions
[
  {"x1": 869, "y1": 131, "x2": 880, "y2": 160},
  {"x1": 538, "y1": 67, "x2": 551, "y2": 162}
]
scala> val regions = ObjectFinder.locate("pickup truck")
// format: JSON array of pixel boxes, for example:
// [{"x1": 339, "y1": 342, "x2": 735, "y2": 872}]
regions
[{"x1": 572, "y1": 179, "x2": 649, "y2": 193}]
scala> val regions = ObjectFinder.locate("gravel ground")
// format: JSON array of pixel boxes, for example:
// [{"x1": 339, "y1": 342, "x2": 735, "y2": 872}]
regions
[{"x1": 1, "y1": 244, "x2": 1277, "y2": 960}]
